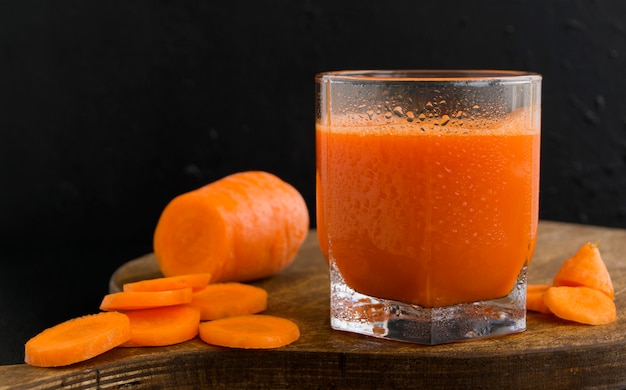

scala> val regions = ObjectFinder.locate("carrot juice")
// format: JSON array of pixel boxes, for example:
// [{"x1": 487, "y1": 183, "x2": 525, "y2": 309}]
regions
[{"x1": 317, "y1": 113, "x2": 540, "y2": 308}]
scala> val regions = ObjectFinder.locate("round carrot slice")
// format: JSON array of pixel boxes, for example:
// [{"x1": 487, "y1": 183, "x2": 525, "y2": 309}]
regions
[
  {"x1": 191, "y1": 283, "x2": 268, "y2": 320},
  {"x1": 121, "y1": 305, "x2": 201, "y2": 347},
  {"x1": 24, "y1": 312, "x2": 131, "y2": 367},
  {"x1": 199, "y1": 315, "x2": 300, "y2": 349},
  {"x1": 123, "y1": 273, "x2": 212, "y2": 293},
  {"x1": 100, "y1": 288, "x2": 193, "y2": 311}
]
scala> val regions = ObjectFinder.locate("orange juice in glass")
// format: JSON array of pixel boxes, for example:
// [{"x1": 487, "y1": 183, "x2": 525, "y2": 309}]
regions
[{"x1": 316, "y1": 70, "x2": 541, "y2": 344}]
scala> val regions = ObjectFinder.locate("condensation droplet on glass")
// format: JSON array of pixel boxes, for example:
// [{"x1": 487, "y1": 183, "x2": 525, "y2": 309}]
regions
[
  {"x1": 418, "y1": 113, "x2": 426, "y2": 121},
  {"x1": 440, "y1": 114, "x2": 450, "y2": 126},
  {"x1": 406, "y1": 111, "x2": 415, "y2": 122},
  {"x1": 393, "y1": 106, "x2": 403, "y2": 116},
  {"x1": 384, "y1": 111, "x2": 393, "y2": 119},
  {"x1": 439, "y1": 100, "x2": 447, "y2": 106},
  {"x1": 426, "y1": 101, "x2": 434, "y2": 108},
  {"x1": 366, "y1": 109, "x2": 374, "y2": 119}
]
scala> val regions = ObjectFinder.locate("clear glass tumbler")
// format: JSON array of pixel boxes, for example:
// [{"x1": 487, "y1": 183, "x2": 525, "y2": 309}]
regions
[{"x1": 316, "y1": 70, "x2": 541, "y2": 344}]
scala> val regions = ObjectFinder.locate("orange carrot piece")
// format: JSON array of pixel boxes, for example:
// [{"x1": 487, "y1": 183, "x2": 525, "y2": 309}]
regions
[
  {"x1": 526, "y1": 284, "x2": 552, "y2": 314},
  {"x1": 153, "y1": 171, "x2": 309, "y2": 282},
  {"x1": 543, "y1": 286, "x2": 617, "y2": 325},
  {"x1": 123, "y1": 273, "x2": 211, "y2": 293},
  {"x1": 191, "y1": 283, "x2": 268, "y2": 321},
  {"x1": 120, "y1": 305, "x2": 201, "y2": 347},
  {"x1": 198, "y1": 314, "x2": 300, "y2": 349},
  {"x1": 100, "y1": 288, "x2": 193, "y2": 311},
  {"x1": 553, "y1": 242, "x2": 614, "y2": 299},
  {"x1": 24, "y1": 312, "x2": 131, "y2": 367},
  {"x1": 528, "y1": 284, "x2": 552, "y2": 293}
]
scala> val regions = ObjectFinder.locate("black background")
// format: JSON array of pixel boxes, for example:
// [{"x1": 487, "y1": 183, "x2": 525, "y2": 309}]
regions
[{"x1": 1, "y1": 0, "x2": 626, "y2": 364}]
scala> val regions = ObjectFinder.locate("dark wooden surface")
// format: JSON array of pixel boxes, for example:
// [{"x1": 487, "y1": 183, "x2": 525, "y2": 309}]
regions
[{"x1": 2, "y1": 220, "x2": 626, "y2": 389}]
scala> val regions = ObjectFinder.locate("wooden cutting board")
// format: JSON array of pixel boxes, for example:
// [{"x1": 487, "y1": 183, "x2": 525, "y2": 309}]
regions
[{"x1": 2, "y1": 220, "x2": 626, "y2": 389}]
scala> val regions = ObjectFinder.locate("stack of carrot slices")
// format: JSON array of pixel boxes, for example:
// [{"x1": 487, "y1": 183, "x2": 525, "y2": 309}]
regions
[
  {"x1": 527, "y1": 242, "x2": 617, "y2": 325},
  {"x1": 24, "y1": 274, "x2": 300, "y2": 367}
]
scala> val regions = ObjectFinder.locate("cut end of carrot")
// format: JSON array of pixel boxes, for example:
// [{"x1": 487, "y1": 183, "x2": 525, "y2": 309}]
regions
[
  {"x1": 154, "y1": 191, "x2": 234, "y2": 279},
  {"x1": 198, "y1": 314, "x2": 300, "y2": 349},
  {"x1": 24, "y1": 312, "x2": 131, "y2": 367},
  {"x1": 553, "y1": 242, "x2": 614, "y2": 299},
  {"x1": 543, "y1": 286, "x2": 617, "y2": 326}
]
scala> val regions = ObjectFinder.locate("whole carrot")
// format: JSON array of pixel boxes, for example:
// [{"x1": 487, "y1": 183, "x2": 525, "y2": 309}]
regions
[{"x1": 153, "y1": 171, "x2": 309, "y2": 282}]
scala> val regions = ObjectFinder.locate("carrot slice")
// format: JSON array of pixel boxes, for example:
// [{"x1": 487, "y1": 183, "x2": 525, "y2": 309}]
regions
[
  {"x1": 191, "y1": 283, "x2": 268, "y2": 320},
  {"x1": 198, "y1": 315, "x2": 300, "y2": 349},
  {"x1": 120, "y1": 305, "x2": 201, "y2": 347},
  {"x1": 100, "y1": 288, "x2": 193, "y2": 311},
  {"x1": 528, "y1": 284, "x2": 552, "y2": 293},
  {"x1": 24, "y1": 312, "x2": 131, "y2": 367},
  {"x1": 526, "y1": 284, "x2": 552, "y2": 314},
  {"x1": 543, "y1": 286, "x2": 617, "y2": 325},
  {"x1": 153, "y1": 171, "x2": 309, "y2": 282},
  {"x1": 553, "y1": 242, "x2": 614, "y2": 299},
  {"x1": 123, "y1": 273, "x2": 211, "y2": 293}
]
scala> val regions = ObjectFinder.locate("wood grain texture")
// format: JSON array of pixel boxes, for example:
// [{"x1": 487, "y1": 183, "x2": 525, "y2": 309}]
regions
[{"x1": 2, "y1": 220, "x2": 626, "y2": 389}]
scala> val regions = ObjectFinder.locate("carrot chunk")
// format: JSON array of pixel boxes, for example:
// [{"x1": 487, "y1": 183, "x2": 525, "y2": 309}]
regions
[
  {"x1": 120, "y1": 305, "x2": 201, "y2": 347},
  {"x1": 123, "y1": 273, "x2": 211, "y2": 293},
  {"x1": 553, "y1": 242, "x2": 614, "y2": 299},
  {"x1": 153, "y1": 171, "x2": 309, "y2": 282},
  {"x1": 543, "y1": 286, "x2": 617, "y2": 326},
  {"x1": 100, "y1": 288, "x2": 193, "y2": 311},
  {"x1": 526, "y1": 284, "x2": 552, "y2": 314},
  {"x1": 24, "y1": 312, "x2": 131, "y2": 367},
  {"x1": 191, "y1": 283, "x2": 268, "y2": 321},
  {"x1": 198, "y1": 315, "x2": 300, "y2": 349}
]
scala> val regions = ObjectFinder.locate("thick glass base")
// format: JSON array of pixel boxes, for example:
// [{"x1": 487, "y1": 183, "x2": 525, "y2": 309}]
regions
[{"x1": 330, "y1": 261, "x2": 527, "y2": 345}]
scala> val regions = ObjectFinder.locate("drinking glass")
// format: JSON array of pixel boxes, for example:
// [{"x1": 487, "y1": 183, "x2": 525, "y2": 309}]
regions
[{"x1": 315, "y1": 70, "x2": 541, "y2": 344}]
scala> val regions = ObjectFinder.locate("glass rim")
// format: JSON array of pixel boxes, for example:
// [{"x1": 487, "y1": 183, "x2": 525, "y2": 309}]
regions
[{"x1": 316, "y1": 69, "x2": 542, "y2": 83}]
